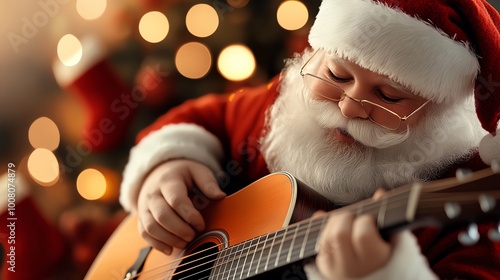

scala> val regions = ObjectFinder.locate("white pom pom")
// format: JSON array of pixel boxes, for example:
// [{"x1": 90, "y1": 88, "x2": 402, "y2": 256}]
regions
[{"x1": 479, "y1": 129, "x2": 500, "y2": 166}]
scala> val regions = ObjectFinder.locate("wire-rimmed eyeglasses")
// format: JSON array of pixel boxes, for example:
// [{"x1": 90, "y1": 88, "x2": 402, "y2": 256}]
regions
[{"x1": 300, "y1": 50, "x2": 430, "y2": 131}]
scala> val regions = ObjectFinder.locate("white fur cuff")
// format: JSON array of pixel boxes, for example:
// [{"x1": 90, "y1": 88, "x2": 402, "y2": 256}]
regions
[{"x1": 119, "y1": 123, "x2": 224, "y2": 212}]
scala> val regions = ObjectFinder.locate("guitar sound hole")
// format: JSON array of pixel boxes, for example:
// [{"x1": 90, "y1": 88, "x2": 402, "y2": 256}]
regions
[{"x1": 172, "y1": 242, "x2": 218, "y2": 280}]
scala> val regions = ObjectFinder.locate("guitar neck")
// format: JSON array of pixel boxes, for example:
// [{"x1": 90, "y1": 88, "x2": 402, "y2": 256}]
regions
[
  {"x1": 212, "y1": 167, "x2": 500, "y2": 279},
  {"x1": 211, "y1": 184, "x2": 420, "y2": 279}
]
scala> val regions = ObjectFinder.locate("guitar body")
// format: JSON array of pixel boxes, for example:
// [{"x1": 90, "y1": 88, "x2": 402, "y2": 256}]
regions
[{"x1": 85, "y1": 172, "x2": 333, "y2": 279}]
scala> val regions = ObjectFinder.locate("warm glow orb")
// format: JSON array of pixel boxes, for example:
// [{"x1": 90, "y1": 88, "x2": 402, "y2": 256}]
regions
[
  {"x1": 186, "y1": 4, "x2": 219, "y2": 38},
  {"x1": 29, "y1": 117, "x2": 60, "y2": 151},
  {"x1": 139, "y1": 11, "x2": 169, "y2": 43},
  {"x1": 27, "y1": 148, "x2": 60, "y2": 187},
  {"x1": 77, "y1": 168, "x2": 107, "y2": 200},
  {"x1": 175, "y1": 42, "x2": 212, "y2": 79},
  {"x1": 76, "y1": 0, "x2": 107, "y2": 20},
  {"x1": 277, "y1": 1, "x2": 309, "y2": 31},
  {"x1": 227, "y1": 0, "x2": 249, "y2": 8},
  {"x1": 217, "y1": 44, "x2": 256, "y2": 81},
  {"x1": 57, "y1": 34, "x2": 83, "y2": 66}
]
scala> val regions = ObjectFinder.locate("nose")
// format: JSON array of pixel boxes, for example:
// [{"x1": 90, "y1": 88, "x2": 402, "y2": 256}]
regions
[{"x1": 337, "y1": 91, "x2": 369, "y2": 119}]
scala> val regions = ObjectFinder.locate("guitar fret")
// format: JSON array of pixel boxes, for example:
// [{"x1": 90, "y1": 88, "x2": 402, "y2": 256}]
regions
[
  {"x1": 247, "y1": 236, "x2": 263, "y2": 277},
  {"x1": 211, "y1": 249, "x2": 222, "y2": 280},
  {"x1": 377, "y1": 197, "x2": 388, "y2": 229},
  {"x1": 313, "y1": 215, "x2": 328, "y2": 253},
  {"x1": 219, "y1": 246, "x2": 231, "y2": 279},
  {"x1": 299, "y1": 218, "x2": 314, "y2": 259},
  {"x1": 264, "y1": 231, "x2": 279, "y2": 271},
  {"x1": 239, "y1": 238, "x2": 259, "y2": 279},
  {"x1": 275, "y1": 227, "x2": 293, "y2": 268},
  {"x1": 228, "y1": 243, "x2": 245, "y2": 280},
  {"x1": 254, "y1": 233, "x2": 271, "y2": 275},
  {"x1": 260, "y1": 228, "x2": 286, "y2": 272},
  {"x1": 289, "y1": 220, "x2": 313, "y2": 264},
  {"x1": 218, "y1": 245, "x2": 235, "y2": 280}
]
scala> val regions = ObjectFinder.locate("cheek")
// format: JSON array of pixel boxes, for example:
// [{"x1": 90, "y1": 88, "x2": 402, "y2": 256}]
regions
[
  {"x1": 399, "y1": 109, "x2": 428, "y2": 130},
  {"x1": 310, "y1": 89, "x2": 330, "y2": 102}
]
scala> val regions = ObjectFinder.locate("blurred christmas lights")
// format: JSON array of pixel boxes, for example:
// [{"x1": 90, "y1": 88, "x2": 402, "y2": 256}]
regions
[
  {"x1": 186, "y1": 4, "x2": 219, "y2": 38},
  {"x1": 175, "y1": 42, "x2": 212, "y2": 79},
  {"x1": 28, "y1": 117, "x2": 60, "y2": 151},
  {"x1": 76, "y1": 0, "x2": 107, "y2": 20},
  {"x1": 27, "y1": 148, "x2": 60, "y2": 187},
  {"x1": 139, "y1": 11, "x2": 169, "y2": 43},
  {"x1": 77, "y1": 168, "x2": 106, "y2": 200},
  {"x1": 57, "y1": 34, "x2": 82, "y2": 66},
  {"x1": 277, "y1": 0, "x2": 309, "y2": 31},
  {"x1": 217, "y1": 44, "x2": 256, "y2": 81}
]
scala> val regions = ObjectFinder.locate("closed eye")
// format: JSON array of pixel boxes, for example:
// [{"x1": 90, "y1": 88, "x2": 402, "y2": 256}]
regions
[
  {"x1": 375, "y1": 89, "x2": 402, "y2": 104},
  {"x1": 327, "y1": 70, "x2": 350, "y2": 83}
]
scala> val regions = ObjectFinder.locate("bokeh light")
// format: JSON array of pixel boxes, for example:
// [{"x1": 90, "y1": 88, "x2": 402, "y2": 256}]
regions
[
  {"x1": 28, "y1": 117, "x2": 60, "y2": 151},
  {"x1": 27, "y1": 148, "x2": 60, "y2": 187},
  {"x1": 186, "y1": 4, "x2": 219, "y2": 38},
  {"x1": 76, "y1": 0, "x2": 107, "y2": 20},
  {"x1": 217, "y1": 44, "x2": 256, "y2": 81},
  {"x1": 175, "y1": 42, "x2": 212, "y2": 79},
  {"x1": 139, "y1": 11, "x2": 169, "y2": 43},
  {"x1": 227, "y1": 0, "x2": 249, "y2": 8},
  {"x1": 77, "y1": 168, "x2": 107, "y2": 200},
  {"x1": 277, "y1": 1, "x2": 309, "y2": 31},
  {"x1": 57, "y1": 34, "x2": 83, "y2": 66}
]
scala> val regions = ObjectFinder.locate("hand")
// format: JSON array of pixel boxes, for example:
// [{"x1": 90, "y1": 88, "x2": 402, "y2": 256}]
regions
[
  {"x1": 315, "y1": 190, "x2": 392, "y2": 279},
  {"x1": 137, "y1": 159, "x2": 226, "y2": 255}
]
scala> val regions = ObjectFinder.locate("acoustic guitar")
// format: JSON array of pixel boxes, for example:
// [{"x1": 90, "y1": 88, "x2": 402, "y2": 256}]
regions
[{"x1": 85, "y1": 167, "x2": 500, "y2": 279}]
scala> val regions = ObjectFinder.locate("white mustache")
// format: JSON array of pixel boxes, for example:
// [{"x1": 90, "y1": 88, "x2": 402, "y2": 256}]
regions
[{"x1": 300, "y1": 93, "x2": 410, "y2": 149}]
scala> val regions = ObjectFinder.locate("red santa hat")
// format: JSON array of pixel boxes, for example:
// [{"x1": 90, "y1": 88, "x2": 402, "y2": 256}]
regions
[{"x1": 308, "y1": 0, "x2": 500, "y2": 165}]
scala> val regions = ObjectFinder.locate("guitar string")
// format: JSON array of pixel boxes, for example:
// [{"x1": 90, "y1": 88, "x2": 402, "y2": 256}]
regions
[
  {"x1": 132, "y1": 190, "x2": 469, "y2": 280},
  {"x1": 131, "y1": 190, "x2": 494, "y2": 280},
  {"x1": 185, "y1": 191, "x2": 427, "y2": 280},
  {"x1": 133, "y1": 190, "x2": 446, "y2": 280},
  {"x1": 130, "y1": 190, "x2": 416, "y2": 280},
  {"x1": 134, "y1": 191, "x2": 480, "y2": 280}
]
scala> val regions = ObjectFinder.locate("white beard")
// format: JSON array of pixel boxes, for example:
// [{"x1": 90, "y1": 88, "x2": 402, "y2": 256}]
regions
[{"x1": 260, "y1": 51, "x2": 485, "y2": 206}]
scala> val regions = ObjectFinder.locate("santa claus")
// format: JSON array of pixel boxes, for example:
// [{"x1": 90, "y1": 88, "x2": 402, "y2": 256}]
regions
[{"x1": 119, "y1": 0, "x2": 500, "y2": 279}]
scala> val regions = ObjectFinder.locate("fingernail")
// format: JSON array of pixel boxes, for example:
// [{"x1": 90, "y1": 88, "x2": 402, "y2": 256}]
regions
[
  {"x1": 206, "y1": 183, "x2": 225, "y2": 197},
  {"x1": 163, "y1": 247, "x2": 172, "y2": 255}
]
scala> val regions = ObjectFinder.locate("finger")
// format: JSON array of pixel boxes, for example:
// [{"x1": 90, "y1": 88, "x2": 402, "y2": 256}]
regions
[
  {"x1": 189, "y1": 164, "x2": 226, "y2": 199},
  {"x1": 138, "y1": 212, "x2": 187, "y2": 255},
  {"x1": 320, "y1": 212, "x2": 357, "y2": 268},
  {"x1": 372, "y1": 189, "x2": 386, "y2": 200},
  {"x1": 161, "y1": 179, "x2": 206, "y2": 232},
  {"x1": 147, "y1": 191, "x2": 198, "y2": 242},
  {"x1": 351, "y1": 215, "x2": 391, "y2": 271},
  {"x1": 312, "y1": 210, "x2": 327, "y2": 218}
]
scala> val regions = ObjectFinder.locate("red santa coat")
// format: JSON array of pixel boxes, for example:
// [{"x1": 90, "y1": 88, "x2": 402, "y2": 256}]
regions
[{"x1": 120, "y1": 75, "x2": 500, "y2": 279}]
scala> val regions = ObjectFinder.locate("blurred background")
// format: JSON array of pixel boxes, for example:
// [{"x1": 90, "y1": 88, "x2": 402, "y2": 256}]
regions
[{"x1": 0, "y1": 0, "x2": 499, "y2": 279}]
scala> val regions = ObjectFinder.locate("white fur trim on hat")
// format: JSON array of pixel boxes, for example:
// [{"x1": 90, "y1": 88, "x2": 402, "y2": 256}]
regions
[
  {"x1": 308, "y1": 0, "x2": 479, "y2": 103},
  {"x1": 304, "y1": 231, "x2": 438, "y2": 280},
  {"x1": 119, "y1": 123, "x2": 224, "y2": 212}
]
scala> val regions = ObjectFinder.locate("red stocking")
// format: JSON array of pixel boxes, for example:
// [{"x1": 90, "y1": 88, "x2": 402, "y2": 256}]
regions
[{"x1": 53, "y1": 37, "x2": 136, "y2": 152}]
